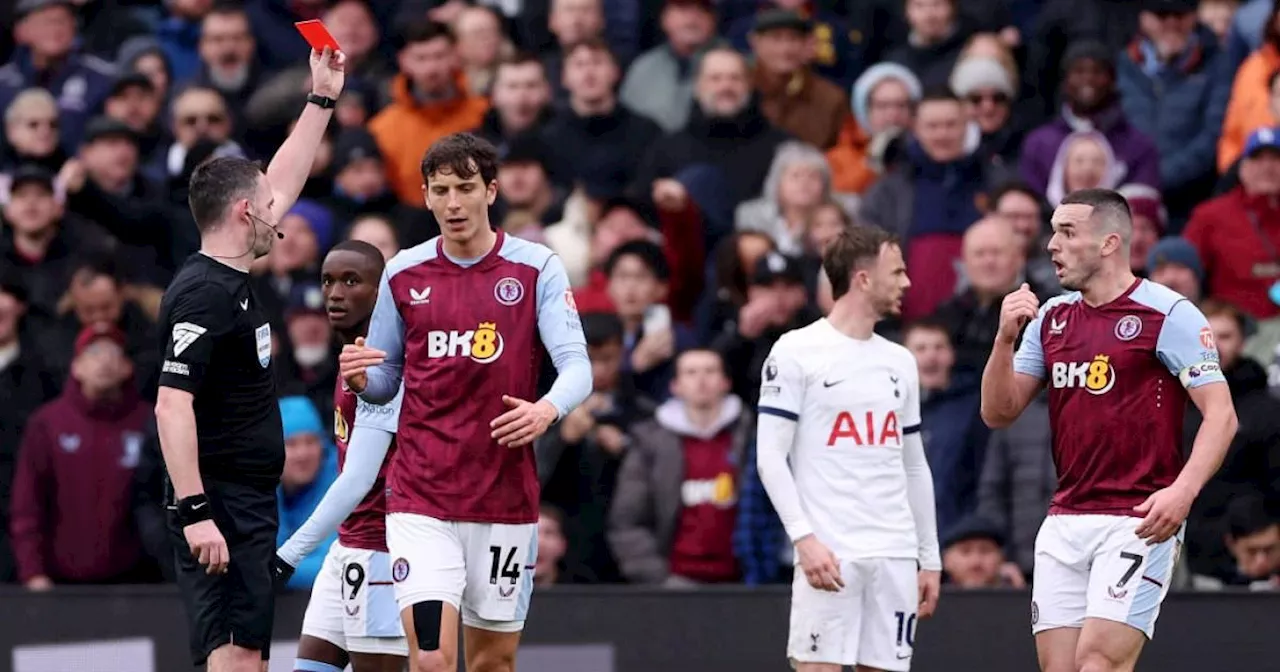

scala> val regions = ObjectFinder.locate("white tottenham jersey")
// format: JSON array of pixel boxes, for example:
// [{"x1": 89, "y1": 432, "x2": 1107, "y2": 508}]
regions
[{"x1": 758, "y1": 319, "x2": 923, "y2": 561}]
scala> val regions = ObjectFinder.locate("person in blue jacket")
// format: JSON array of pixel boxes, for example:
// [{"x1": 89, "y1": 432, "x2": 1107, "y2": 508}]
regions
[{"x1": 276, "y1": 395, "x2": 339, "y2": 590}]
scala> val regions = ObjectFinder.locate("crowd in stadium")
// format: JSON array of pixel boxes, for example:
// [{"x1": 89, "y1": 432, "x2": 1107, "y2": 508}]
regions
[{"x1": 0, "y1": 0, "x2": 1278, "y2": 597}]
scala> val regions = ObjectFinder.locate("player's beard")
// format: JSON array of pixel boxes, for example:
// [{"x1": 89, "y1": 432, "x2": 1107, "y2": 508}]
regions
[{"x1": 872, "y1": 290, "x2": 900, "y2": 319}]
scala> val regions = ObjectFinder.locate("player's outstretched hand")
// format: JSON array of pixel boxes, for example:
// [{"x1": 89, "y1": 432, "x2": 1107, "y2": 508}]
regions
[
  {"x1": 795, "y1": 535, "x2": 844, "y2": 592},
  {"x1": 996, "y1": 283, "x2": 1039, "y2": 345},
  {"x1": 339, "y1": 336, "x2": 386, "y2": 394},
  {"x1": 308, "y1": 47, "x2": 346, "y2": 99},
  {"x1": 491, "y1": 396, "x2": 558, "y2": 448},
  {"x1": 1134, "y1": 483, "x2": 1195, "y2": 544},
  {"x1": 917, "y1": 569, "x2": 941, "y2": 619},
  {"x1": 184, "y1": 519, "x2": 229, "y2": 575}
]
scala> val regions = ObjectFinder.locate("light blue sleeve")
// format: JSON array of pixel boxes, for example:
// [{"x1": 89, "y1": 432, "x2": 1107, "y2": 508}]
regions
[
  {"x1": 354, "y1": 383, "x2": 402, "y2": 433},
  {"x1": 275, "y1": 425, "x2": 394, "y2": 568},
  {"x1": 1157, "y1": 299, "x2": 1226, "y2": 389},
  {"x1": 535, "y1": 254, "x2": 592, "y2": 419},
  {"x1": 1012, "y1": 315, "x2": 1046, "y2": 380},
  {"x1": 360, "y1": 269, "x2": 405, "y2": 404}
]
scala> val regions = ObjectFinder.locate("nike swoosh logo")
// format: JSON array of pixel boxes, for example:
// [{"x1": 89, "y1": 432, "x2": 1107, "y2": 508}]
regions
[
  {"x1": 823, "y1": 380, "x2": 842, "y2": 388},
  {"x1": 190, "y1": 502, "x2": 207, "y2": 510},
  {"x1": 896, "y1": 653, "x2": 912, "y2": 660},
  {"x1": 890, "y1": 376, "x2": 899, "y2": 383}
]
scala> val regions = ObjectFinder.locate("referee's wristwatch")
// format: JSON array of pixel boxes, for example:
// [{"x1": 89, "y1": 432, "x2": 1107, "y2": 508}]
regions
[
  {"x1": 175, "y1": 494, "x2": 213, "y2": 527},
  {"x1": 307, "y1": 92, "x2": 337, "y2": 109}
]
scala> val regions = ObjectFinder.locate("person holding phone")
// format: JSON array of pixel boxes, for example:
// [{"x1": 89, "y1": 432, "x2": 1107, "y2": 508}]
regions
[{"x1": 605, "y1": 241, "x2": 699, "y2": 400}]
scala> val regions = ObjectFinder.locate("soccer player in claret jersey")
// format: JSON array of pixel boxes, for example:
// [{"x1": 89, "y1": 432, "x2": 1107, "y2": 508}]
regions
[
  {"x1": 337, "y1": 132, "x2": 592, "y2": 672},
  {"x1": 273, "y1": 240, "x2": 407, "y2": 672},
  {"x1": 757, "y1": 225, "x2": 941, "y2": 672},
  {"x1": 981, "y1": 188, "x2": 1238, "y2": 672}
]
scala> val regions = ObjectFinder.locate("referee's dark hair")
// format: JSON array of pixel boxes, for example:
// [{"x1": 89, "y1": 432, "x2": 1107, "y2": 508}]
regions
[
  {"x1": 188, "y1": 156, "x2": 264, "y2": 233},
  {"x1": 823, "y1": 225, "x2": 900, "y2": 301},
  {"x1": 420, "y1": 133, "x2": 499, "y2": 187},
  {"x1": 327, "y1": 239, "x2": 386, "y2": 273}
]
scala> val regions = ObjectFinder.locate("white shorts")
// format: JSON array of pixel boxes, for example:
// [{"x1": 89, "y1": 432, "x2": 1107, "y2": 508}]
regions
[
  {"x1": 787, "y1": 557, "x2": 918, "y2": 671},
  {"x1": 300, "y1": 542, "x2": 409, "y2": 656},
  {"x1": 1031, "y1": 515, "x2": 1183, "y2": 640},
  {"x1": 386, "y1": 512, "x2": 537, "y2": 633}
]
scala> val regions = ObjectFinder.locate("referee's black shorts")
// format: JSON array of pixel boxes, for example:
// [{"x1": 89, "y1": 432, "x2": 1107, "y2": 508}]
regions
[{"x1": 168, "y1": 479, "x2": 279, "y2": 666}]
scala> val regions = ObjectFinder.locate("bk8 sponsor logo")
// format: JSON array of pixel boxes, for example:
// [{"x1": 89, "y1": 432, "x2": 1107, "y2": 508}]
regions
[
  {"x1": 1051, "y1": 354, "x2": 1115, "y2": 395},
  {"x1": 426, "y1": 322, "x2": 504, "y2": 363}
]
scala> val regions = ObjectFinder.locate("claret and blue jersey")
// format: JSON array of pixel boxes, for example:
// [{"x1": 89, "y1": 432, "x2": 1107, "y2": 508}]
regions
[
  {"x1": 1013, "y1": 279, "x2": 1226, "y2": 516},
  {"x1": 360, "y1": 231, "x2": 590, "y2": 526}
]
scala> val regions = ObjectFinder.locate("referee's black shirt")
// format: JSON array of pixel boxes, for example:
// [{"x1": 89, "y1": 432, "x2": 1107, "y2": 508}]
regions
[{"x1": 157, "y1": 253, "x2": 284, "y2": 486}]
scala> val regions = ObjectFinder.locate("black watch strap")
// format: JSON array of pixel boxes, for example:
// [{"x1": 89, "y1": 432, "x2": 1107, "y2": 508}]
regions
[
  {"x1": 176, "y1": 494, "x2": 213, "y2": 526},
  {"x1": 307, "y1": 93, "x2": 337, "y2": 109}
]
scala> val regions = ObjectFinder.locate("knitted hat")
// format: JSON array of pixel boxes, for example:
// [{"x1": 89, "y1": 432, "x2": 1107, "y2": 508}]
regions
[
  {"x1": 1062, "y1": 40, "x2": 1116, "y2": 74},
  {"x1": 949, "y1": 56, "x2": 1015, "y2": 98},
  {"x1": 1147, "y1": 237, "x2": 1204, "y2": 283},
  {"x1": 851, "y1": 63, "x2": 922, "y2": 131}
]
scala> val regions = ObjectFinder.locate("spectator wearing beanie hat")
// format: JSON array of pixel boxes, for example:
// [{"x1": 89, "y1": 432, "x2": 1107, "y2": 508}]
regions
[
  {"x1": 827, "y1": 64, "x2": 922, "y2": 194},
  {"x1": 1147, "y1": 236, "x2": 1204, "y2": 303},
  {"x1": 320, "y1": 127, "x2": 438, "y2": 248},
  {"x1": 951, "y1": 55, "x2": 1023, "y2": 167},
  {"x1": 1118, "y1": 183, "x2": 1167, "y2": 276}
]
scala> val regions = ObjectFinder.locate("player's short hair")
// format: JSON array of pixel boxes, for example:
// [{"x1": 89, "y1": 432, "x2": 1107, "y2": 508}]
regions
[
  {"x1": 581, "y1": 311, "x2": 624, "y2": 348},
  {"x1": 187, "y1": 156, "x2": 264, "y2": 233},
  {"x1": 1059, "y1": 188, "x2": 1132, "y2": 244},
  {"x1": 564, "y1": 37, "x2": 617, "y2": 65},
  {"x1": 327, "y1": 239, "x2": 386, "y2": 273},
  {"x1": 903, "y1": 317, "x2": 952, "y2": 344},
  {"x1": 394, "y1": 18, "x2": 453, "y2": 53},
  {"x1": 822, "y1": 225, "x2": 900, "y2": 301},
  {"x1": 1226, "y1": 495, "x2": 1278, "y2": 540},
  {"x1": 605, "y1": 240, "x2": 670, "y2": 281},
  {"x1": 420, "y1": 133, "x2": 499, "y2": 187}
]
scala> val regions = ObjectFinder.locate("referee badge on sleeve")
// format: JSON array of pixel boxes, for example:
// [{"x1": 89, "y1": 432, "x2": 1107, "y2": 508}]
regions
[{"x1": 255, "y1": 323, "x2": 271, "y2": 368}]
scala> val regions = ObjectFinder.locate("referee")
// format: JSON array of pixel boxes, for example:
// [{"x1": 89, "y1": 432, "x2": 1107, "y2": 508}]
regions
[{"x1": 155, "y1": 47, "x2": 345, "y2": 672}]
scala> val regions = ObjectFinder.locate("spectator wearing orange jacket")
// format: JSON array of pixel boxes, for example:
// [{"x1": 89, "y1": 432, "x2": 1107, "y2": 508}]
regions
[
  {"x1": 1218, "y1": 2, "x2": 1280, "y2": 172},
  {"x1": 368, "y1": 20, "x2": 489, "y2": 206}
]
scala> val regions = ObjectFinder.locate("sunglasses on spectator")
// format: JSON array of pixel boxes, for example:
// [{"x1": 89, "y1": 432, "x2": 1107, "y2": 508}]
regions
[
  {"x1": 180, "y1": 112, "x2": 227, "y2": 127},
  {"x1": 23, "y1": 117, "x2": 58, "y2": 130},
  {"x1": 966, "y1": 92, "x2": 1010, "y2": 106}
]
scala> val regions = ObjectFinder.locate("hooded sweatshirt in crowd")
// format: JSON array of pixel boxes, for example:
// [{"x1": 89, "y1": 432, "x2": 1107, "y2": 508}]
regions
[{"x1": 275, "y1": 396, "x2": 339, "y2": 591}]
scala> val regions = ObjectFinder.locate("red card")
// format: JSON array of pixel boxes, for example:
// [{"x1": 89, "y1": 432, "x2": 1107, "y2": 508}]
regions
[{"x1": 295, "y1": 20, "x2": 340, "y2": 52}]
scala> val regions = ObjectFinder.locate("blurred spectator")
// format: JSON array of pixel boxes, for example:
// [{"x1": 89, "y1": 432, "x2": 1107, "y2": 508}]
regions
[
  {"x1": 321, "y1": 127, "x2": 437, "y2": 248},
  {"x1": 861, "y1": 89, "x2": 1008, "y2": 321},
  {"x1": 630, "y1": 45, "x2": 789, "y2": 209},
  {"x1": 904, "y1": 319, "x2": 988, "y2": 539},
  {"x1": 1200, "y1": 0, "x2": 1243, "y2": 44},
  {"x1": 1023, "y1": 0, "x2": 1144, "y2": 120},
  {"x1": 369, "y1": 20, "x2": 489, "y2": 206},
  {"x1": 253, "y1": 200, "x2": 330, "y2": 318},
  {"x1": 129, "y1": 418, "x2": 174, "y2": 582},
  {"x1": 1, "y1": 164, "x2": 110, "y2": 323},
  {"x1": 727, "y1": 0, "x2": 868, "y2": 90},
  {"x1": 275, "y1": 396, "x2": 339, "y2": 591},
  {"x1": 101, "y1": 75, "x2": 165, "y2": 178},
  {"x1": 116, "y1": 37, "x2": 174, "y2": 104},
  {"x1": 3, "y1": 89, "x2": 65, "y2": 173},
  {"x1": 975, "y1": 390, "x2": 1055, "y2": 579},
  {"x1": 454, "y1": 5, "x2": 513, "y2": 97},
  {"x1": 620, "y1": 0, "x2": 718, "y2": 133},
  {"x1": 323, "y1": 0, "x2": 390, "y2": 86},
  {"x1": 496, "y1": 133, "x2": 565, "y2": 230},
  {"x1": 1146, "y1": 236, "x2": 1205, "y2": 302},
  {"x1": 941, "y1": 514, "x2": 1024, "y2": 588},
  {"x1": 0, "y1": 0, "x2": 118, "y2": 151},
  {"x1": 194, "y1": 5, "x2": 260, "y2": 116},
  {"x1": 243, "y1": 0, "x2": 330, "y2": 72},
  {"x1": 607, "y1": 241, "x2": 698, "y2": 400},
  {"x1": 712, "y1": 251, "x2": 819, "y2": 405},
  {"x1": 538, "y1": 312, "x2": 653, "y2": 584},
  {"x1": 534, "y1": 504, "x2": 573, "y2": 586},
  {"x1": 560, "y1": 195, "x2": 656, "y2": 294},
  {"x1": 736, "y1": 141, "x2": 837, "y2": 257},
  {"x1": 748, "y1": 10, "x2": 849, "y2": 150},
  {"x1": 1191, "y1": 495, "x2": 1280, "y2": 589},
  {"x1": 1044, "y1": 130, "x2": 1126, "y2": 207},
  {"x1": 1220, "y1": 1, "x2": 1280, "y2": 172},
  {"x1": 1118, "y1": 0, "x2": 1230, "y2": 224},
  {"x1": 475, "y1": 54, "x2": 553, "y2": 155},
  {"x1": 44, "y1": 258, "x2": 159, "y2": 399},
  {"x1": 277, "y1": 282, "x2": 338, "y2": 423},
  {"x1": 1020, "y1": 41, "x2": 1161, "y2": 197},
  {"x1": 695, "y1": 230, "x2": 776, "y2": 342},
  {"x1": 0, "y1": 276, "x2": 58, "y2": 584},
  {"x1": 10, "y1": 325, "x2": 155, "y2": 588},
  {"x1": 346, "y1": 213, "x2": 402, "y2": 262},
  {"x1": 609, "y1": 348, "x2": 751, "y2": 585},
  {"x1": 989, "y1": 181, "x2": 1059, "y2": 294},
  {"x1": 151, "y1": 85, "x2": 241, "y2": 188},
  {"x1": 1118, "y1": 183, "x2": 1168, "y2": 276},
  {"x1": 1183, "y1": 300, "x2": 1280, "y2": 584},
  {"x1": 1184, "y1": 127, "x2": 1280, "y2": 320},
  {"x1": 542, "y1": 39, "x2": 661, "y2": 197},
  {"x1": 826, "y1": 63, "x2": 922, "y2": 194},
  {"x1": 1225, "y1": 0, "x2": 1269, "y2": 69},
  {"x1": 543, "y1": 0, "x2": 607, "y2": 104},
  {"x1": 152, "y1": 0, "x2": 211, "y2": 82},
  {"x1": 885, "y1": 0, "x2": 971, "y2": 89},
  {"x1": 950, "y1": 53, "x2": 1022, "y2": 169}
]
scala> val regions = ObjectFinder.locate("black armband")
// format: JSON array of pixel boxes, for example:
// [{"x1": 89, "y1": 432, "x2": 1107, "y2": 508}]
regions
[{"x1": 175, "y1": 494, "x2": 213, "y2": 526}]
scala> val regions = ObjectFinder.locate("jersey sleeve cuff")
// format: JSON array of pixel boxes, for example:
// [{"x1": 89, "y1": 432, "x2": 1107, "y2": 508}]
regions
[
  {"x1": 758, "y1": 406, "x2": 799, "y2": 422},
  {"x1": 786, "y1": 522, "x2": 814, "y2": 544}
]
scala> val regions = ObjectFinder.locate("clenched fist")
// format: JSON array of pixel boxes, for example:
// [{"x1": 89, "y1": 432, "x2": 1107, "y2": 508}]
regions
[{"x1": 997, "y1": 283, "x2": 1039, "y2": 345}]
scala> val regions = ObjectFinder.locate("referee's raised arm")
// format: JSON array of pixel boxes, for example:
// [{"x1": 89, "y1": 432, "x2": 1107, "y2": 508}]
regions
[{"x1": 155, "y1": 46, "x2": 346, "y2": 672}]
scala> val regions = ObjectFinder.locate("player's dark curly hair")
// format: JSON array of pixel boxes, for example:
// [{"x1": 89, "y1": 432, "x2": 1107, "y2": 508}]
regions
[{"x1": 420, "y1": 133, "x2": 499, "y2": 187}]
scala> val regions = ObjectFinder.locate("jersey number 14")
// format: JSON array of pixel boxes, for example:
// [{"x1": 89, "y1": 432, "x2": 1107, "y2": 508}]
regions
[{"x1": 489, "y1": 545, "x2": 521, "y2": 585}]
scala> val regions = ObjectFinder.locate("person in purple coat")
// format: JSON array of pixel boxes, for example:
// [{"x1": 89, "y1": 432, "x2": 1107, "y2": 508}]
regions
[{"x1": 1019, "y1": 41, "x2": 1161, "y2": 198}]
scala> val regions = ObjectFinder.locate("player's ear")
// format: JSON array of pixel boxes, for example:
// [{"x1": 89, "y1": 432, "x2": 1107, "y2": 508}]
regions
[
  {"x1": 421, "y1": 184, "x2": 430, "y2": 208},
  {"x1": 486, "y1": 179, "x2": 498, "y2": 206}
]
